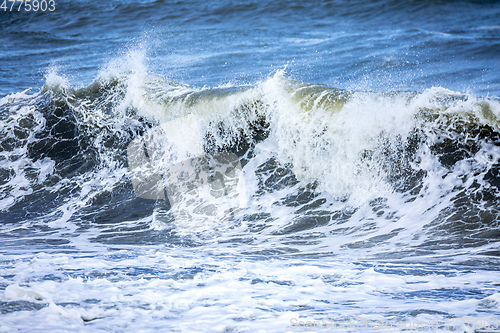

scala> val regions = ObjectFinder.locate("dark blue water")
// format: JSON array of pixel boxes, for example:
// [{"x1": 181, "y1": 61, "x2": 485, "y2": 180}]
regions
[
  {"x1": 1, "y1": 0, "x2": 499, "y2": 96},
  {"x1": 1, "y1": 1, "x2": 500, "y2": 331}
]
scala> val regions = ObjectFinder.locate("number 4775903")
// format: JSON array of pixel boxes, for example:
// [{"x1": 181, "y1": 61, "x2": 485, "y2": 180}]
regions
[{"x1": 1, "y1": 0, "x2": 56, "y2": 12}]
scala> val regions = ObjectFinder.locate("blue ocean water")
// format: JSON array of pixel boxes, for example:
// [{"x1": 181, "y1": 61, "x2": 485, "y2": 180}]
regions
[{"x1": 1, "y1": 1, "x2": 500, "y2": 332}]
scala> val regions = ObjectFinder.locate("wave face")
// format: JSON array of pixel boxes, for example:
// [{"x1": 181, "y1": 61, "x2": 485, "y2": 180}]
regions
[
  {"x1": 1, "y1": 0, "x2": 500, "y2": 331},
  {"x1": 2, "y1": 61, "x2": 500, "y2": 330},
  {"x1": 2, "y1": 64, "x2": 500, "y2": 251}
]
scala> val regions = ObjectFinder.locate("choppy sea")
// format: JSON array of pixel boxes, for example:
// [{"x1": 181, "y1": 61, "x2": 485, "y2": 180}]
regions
[{"x1": 1, "y1": 1, "x2": 500, "y2": 332}]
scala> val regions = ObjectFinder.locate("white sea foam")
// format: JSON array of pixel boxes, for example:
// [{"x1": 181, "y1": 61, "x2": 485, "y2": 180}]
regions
[
  {"x1": 1, "y1": 56, "x2": 499, "y2": 332},
  {"x1": 1, "y1": 251, "x2": 498, "y2": 332}
]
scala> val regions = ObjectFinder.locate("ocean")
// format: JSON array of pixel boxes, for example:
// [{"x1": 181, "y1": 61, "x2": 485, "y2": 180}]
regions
[{"x1": 1, "y1": 0, "x2": 500, "y2": 332}]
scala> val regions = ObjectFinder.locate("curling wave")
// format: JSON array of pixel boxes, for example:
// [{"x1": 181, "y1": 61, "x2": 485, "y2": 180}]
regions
[{"x1": 0, "y1": 64, "x2": 499, "y2": 258}]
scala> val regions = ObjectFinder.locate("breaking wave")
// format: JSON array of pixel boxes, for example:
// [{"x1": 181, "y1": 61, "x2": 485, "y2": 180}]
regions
[{"x1": 1, "y1": 55, "x2": 499, "y2": 260}]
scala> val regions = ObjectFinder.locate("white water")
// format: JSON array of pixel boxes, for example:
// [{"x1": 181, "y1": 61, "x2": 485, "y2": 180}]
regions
[{"x1": 1, "y1": 57, "x2": 500, "y2": 332}]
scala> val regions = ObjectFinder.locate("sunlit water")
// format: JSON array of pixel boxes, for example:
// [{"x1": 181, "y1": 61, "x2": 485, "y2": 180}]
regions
[{"x1": 1, "y1": 1, "x2": 500, "y2": 332}]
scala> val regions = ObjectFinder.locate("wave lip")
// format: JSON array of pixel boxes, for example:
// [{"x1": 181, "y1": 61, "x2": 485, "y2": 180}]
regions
[{"x1": 1, "y1": 66, "x2": 499, "y2": 252}]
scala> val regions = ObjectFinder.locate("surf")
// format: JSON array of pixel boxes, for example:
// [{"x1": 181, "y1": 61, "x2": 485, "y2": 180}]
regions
[{"x1": 2, "y1": 62, "x2": 498, "y2": 253}]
